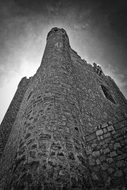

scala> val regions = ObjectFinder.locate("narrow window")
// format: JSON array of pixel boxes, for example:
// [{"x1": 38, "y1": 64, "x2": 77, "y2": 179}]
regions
[{"x1": 101, "y1": 85, "x2": 116, "y2": 104}]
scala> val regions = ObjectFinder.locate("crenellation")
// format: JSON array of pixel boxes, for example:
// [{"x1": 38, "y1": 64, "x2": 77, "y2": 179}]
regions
[{"x1": 93, "y1": 62, "x2": 104, "y2": 76}]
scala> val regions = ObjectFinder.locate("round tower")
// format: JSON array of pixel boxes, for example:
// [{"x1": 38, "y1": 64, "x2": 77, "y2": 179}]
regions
[
  {"x1": 0, "y1": 27, "x2": 127, "y2": 190},
  {"x1": 0, "y1": 27, "x2": 91, "y2": 189}
]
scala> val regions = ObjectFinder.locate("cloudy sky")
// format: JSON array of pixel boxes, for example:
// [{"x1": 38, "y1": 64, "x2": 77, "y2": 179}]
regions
[{"x1": 0, "y1": 0, "x2": 127, "y2": 123}]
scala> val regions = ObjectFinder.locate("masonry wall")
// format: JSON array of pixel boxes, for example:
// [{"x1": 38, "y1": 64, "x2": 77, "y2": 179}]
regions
[
  {"x1": 0, "y1": 77, "x2": 30, "y2": 158},
  {"x1": 70, "y1": 48, "x2": 127, "y2": 189},
  {"x1": 0, "y1": 28, "x2": 127, "y2": 190}
]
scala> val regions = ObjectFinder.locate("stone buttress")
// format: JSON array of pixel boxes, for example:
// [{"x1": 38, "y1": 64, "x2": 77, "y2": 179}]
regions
[{"x1": 0, "y1": 77, "x2": 30, "y2": 158}]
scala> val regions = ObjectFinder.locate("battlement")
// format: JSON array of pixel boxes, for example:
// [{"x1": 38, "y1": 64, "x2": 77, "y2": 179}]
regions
[
  {"x1": 93, "y1": 62, "x2": 104, "y2": 76},
  {"x1": 47, "y1": 27, "x2": 69, "y2": 40}
]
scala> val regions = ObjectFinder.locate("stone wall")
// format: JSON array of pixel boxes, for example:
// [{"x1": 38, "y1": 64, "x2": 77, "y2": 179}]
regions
[
  {"x1": 0, "y1": 27, "x2": 127, "y2": 189},
  {"x1": 83, "y1": 118, "x2": 127, "y2": 189},
  {"x1": 0, "y1": 77, "x2": 30, "y2": 158}
]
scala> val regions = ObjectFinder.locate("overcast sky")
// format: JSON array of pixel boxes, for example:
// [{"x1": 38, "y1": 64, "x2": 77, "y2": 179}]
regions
[{"x1": 0, "y1": 0, "x2": 127, "y2": 123}]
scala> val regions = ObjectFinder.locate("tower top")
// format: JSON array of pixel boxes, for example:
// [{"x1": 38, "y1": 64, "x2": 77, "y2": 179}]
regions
[{"x1": 47, "y1": 27, "x2": 68, "y2": 40}]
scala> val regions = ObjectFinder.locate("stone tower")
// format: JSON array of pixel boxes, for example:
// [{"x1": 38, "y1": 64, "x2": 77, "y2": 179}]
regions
[{"x1": 0, "y1": 27, "x2": 127, "y2": 190}]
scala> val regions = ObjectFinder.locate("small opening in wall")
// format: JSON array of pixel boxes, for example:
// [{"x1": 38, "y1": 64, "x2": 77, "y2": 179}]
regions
[
  {"x1": 53, "y1": 27, "x2": 58, "y2": 32},
  {"x1": 101, "y1": 85, "x2": 116, "y2": 104},
  {"x1": 75, "y1": 127, "x2": 79, "y2": 131}
]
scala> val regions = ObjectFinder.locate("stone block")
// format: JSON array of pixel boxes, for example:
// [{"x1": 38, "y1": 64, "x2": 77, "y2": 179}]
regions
[
  {"x1": 103, "y1": 148, "x2": 110, "y2": 154},
  {"x1": 103, "y1": 128, "x2": 107, "y2": 133},
  {"x1": 111, "y1": 130, "x2": 116, "y2": 134},
  {"x1": 104, "y1": 138, "x2": 111, "y2": 144},
  {"x1": 85, "y1": 146, "x2": 92, "y2": 155},
  {"x1": 38, "y1": 152, "x2": 46, "y2": 159},
  {"x1": 109, "y1": 142, "x2": 114, "y2": 149},
  {"x1": 100, "y1": 136, "x2": 104, "y2": 140},
  {"x1": 51, "y1": 142, "x2": 62, "y2": 150},
  {"x1": 28, "y1": 160, "x2": 40, "y2": 170},
  {"x1": 104, "y1": 133, "x2": 111, "y2": 138},
  {"x1": 89, "y1": 157, "x2": 95, "y2": 166},
  {"x1": 125, "y1": 138, "x2": 127, "y2": 144},
  {"x1": 91, "y1": 143, "x2": 97, "y2": 148},
  {"x1": 100, "y1": 141, "x2": 105, "y2": 146},
  {"x1": 93, "y1": 166, "x2": 100, "y2": 172},
  {"x1": 102, "y1": 123, "x2": 108, "y2": 128},
  {"x1": 29, "y1": 150, "x2": 36, "y2": 159},
  {"x1": 30, "y1": 144, "x2": 37, "y2": 150},
  {"x1": 121, "y1": 139, "x2": 125, "y2": 146},
  {"x1": 114, "y1": 142, "x2": 121, "y2": 150},
  {"x1": 110, "y1": 151, "x2": 117, "y2": 157},
  {"x1": 96, "y1": 130, "x2": 103, "y2": 136},
  {"x1": 116, "y1": 153, "x2": 127, "y2": 161},
  {"x1": 92, "y1": 151, "x2": 100, "y2": 157},
  {"x1": 91, "y1": 172, "x2": 99, "y2": 181},
  {"x1": 107, "y1": 125, "x2": 114, "y2": 132},
  {"x1": 85, "y1": 133, "x2": 96, "y2": 142},
  {"x1": 108, "y1": 167, "x2": 114, "y2": 174},
  {"x1": 106, "y1": 158, "x2": 113, "y2": 163},
  {"x1": 96, "y1": 159, "x2": 101, "y2": 165},
  {"x1": 108, "y1": 121, "x2": 112, "y2": 125},
  {"x1": 66, "y1": 141, "x2": 73, "y2": 151},
  {"x1": 114, "y1": 120, "x2": 127, "y2": 131},
  {"x1": 39, "y1": 133, "x2": 51, "y2": 141},
  {"x1": 100, "y1": 155, "x2": 106, "y2": 162},
  {"x1": 116, "y1": 160, "x2": 125, "y2": 168},
  {"x1": 101, "y1": 163, "x2": 108, "y2": 170},
  {"x1": 98, "y1": 124, "x2": 101, "y2": 129},
  {"x1": 114, "y1": 170, "x2": 123, "y2": 177}
]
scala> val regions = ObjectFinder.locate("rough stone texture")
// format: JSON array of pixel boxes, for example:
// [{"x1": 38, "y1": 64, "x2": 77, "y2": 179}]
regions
[
  {"x1": 0, "y1": 27, "x2": 127, "y2": 189},
  {"x1": 0, "y1": 77, "x2": 30, "y2": 158}
]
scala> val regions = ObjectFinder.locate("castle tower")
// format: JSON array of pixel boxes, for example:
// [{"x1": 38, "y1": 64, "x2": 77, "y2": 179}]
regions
[{"x1": 0, "y1": 27, "x2": 127, "y2": 189}]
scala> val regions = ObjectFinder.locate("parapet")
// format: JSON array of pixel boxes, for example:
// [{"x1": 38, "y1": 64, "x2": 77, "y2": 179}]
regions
[
  {"x1": 93, "y1": 62, "x2": 104, "y2": 76},
  {"x1": 47, "y1": 27, "x2": 68, "y2": 40}
]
